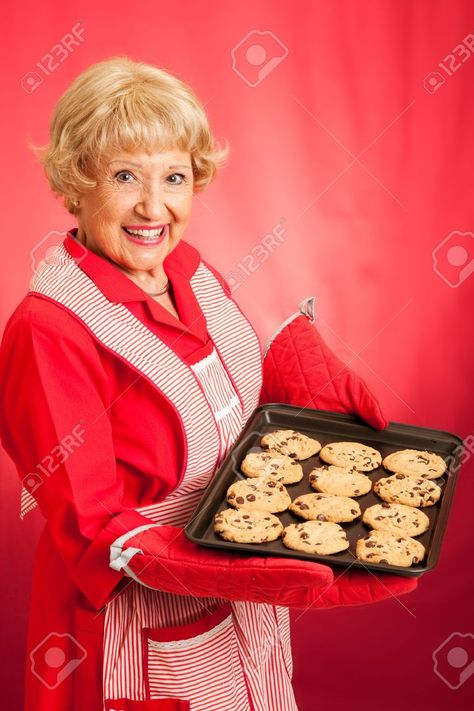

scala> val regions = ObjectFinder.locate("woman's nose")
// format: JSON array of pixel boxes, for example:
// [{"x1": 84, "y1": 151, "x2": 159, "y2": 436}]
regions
[{"x1": 136, "y1": 184, "x2": 168, "y2": 221}]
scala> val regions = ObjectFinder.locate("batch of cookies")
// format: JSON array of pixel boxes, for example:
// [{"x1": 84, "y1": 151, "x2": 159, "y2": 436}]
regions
[{"x1": 213, "y1": 429, "x2": 447, "y2": 569}]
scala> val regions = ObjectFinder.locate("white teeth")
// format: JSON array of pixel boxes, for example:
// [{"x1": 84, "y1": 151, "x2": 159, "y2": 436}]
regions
[{"x1": 125, "y1": 226, "x2": 165, "y2": 238}]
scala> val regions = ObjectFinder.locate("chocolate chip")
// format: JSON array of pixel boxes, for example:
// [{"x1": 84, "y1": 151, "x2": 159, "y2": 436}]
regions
[
  {"x1": 354, "y1": 489, "x2": 360, "y2": 494},
  {"x1": 366, "y1": 553, "x2": 375, "y2": 558},
  {"x1": 395, "y1": 474, "x2": 405, "y2": 480},
  {"x1": 375, "y1": 516, "x2": 383, "y2": 520},
  {"x1": 298, "y1": 502, "x2": 310, "y2": 510},
  {"x1": 412, "y1": 557, "x2": 419, "y2": 564},
  {"x1": 236, "y1": 496, "x2": 244, "y2": 504},
  {"x1": 366, "y1": 541, "x2": 376, "y2": 548},
  {"x1": 379, "y1": 558, "x2": 388, "y2": 564},
  {"x1": 246, "y1": 494, "x2": 256, "y2": 501},
  {"x1": 242, "y1": 515, "x2": 250, "y2": 519},
  {"x1": 381, "y1": 503, "x2": 391, "y2": 508},
  {"x1": 351, "y1": 509, "x2": 358, "y2": 515},
  {"x1": 268, "y1": 481, "x2": 276, "y2": 488},
  {"x1": 316, "y1": 514, "x2": 327, "y2": 521},
  {"x1": 300, "y1": 532, "x2": 310, "y2": 539}
]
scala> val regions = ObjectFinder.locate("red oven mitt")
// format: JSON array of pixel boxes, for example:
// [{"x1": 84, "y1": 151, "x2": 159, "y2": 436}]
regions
[
  {"x1": 255, "y1": 298, "x2": 419, "y2": 602},
  {"x1": 259, "y1": 297, "x2": 387, "y2": 429},
  {"x1": 116, "y1": 525, "x2": 417, "y2": 610}
]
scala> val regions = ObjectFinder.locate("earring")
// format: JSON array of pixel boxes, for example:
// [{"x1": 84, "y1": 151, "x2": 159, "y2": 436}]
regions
[{"x1": 73, "y1": 199, "x2": 80, "y2": 207}]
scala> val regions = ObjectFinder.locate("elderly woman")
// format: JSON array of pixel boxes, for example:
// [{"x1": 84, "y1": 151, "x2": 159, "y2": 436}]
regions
[{"x1": 0, "y1": 57, "x2": 416, "y2": 711}]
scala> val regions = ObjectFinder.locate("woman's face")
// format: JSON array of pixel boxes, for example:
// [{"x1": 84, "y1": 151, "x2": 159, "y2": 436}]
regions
[{"x1": 75, "y1": 147, "x2": 194, "y2": 274}]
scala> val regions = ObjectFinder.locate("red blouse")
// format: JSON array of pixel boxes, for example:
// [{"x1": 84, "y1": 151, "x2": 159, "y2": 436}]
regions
[{"x1": 0, "y1": 230, "x2": 253, "y2": 609}]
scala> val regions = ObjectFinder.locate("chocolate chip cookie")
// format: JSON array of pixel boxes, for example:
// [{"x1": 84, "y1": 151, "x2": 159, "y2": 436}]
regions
[
  {"x1": 282, "y1": 520, "x2": 350, "y2": 555},
  {"x1": 319, "y1": 441, "x2": 382, "y2": 471},
  {"x1": 356, "y1": 530, "x2": 426, "y2": 567},
  {"x1": 214, "y1": 508, "x2": 284, "y2": 543},
  {"x1": 383, "y1": 449, "x2": 446, "y2": 479},
  {"x1": 374, "y1": 474, "x2": 441, "y2": 507},
  {"x1": 241, "y1": 451, "x2": 304, "y2": 484},
  {"x1": 260, "y1": 429, "x2": 322, "y2": 460},
  {"x1": 226, "y1": 475, "x2": 291, "y2": 513},
  {"x1": 289, "y1": 493, "x2": 361, "y2": 523},
  {"x1": 362, "y1": 503, "x2": 430, "y2": 537},
  {"x1": 309, "y1": 465, "x2": 372, "y2": 497}
]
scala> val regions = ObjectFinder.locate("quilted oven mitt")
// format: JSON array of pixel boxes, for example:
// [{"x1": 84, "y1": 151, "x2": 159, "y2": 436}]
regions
[
  {"x1": 259, "y1": 297, "x2": 387, "y2": 429},
  {"x1": 117, "y1": 525, "x2": 417, "y2": 609}
]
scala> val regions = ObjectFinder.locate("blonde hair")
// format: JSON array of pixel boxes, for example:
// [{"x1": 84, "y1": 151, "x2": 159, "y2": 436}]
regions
[{"x1": 31, "y1": 56, "x2": 230, "y2": 214}]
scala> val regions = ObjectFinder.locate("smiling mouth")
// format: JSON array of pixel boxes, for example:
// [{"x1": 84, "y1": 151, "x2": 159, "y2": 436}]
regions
[{"x1": 122, "y1": 225, "x2": 167, "y2": 239}]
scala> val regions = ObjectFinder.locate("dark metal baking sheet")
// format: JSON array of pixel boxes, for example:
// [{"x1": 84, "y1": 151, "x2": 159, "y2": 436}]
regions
[{"x1": 184, "y1": 405, "x2": 463, "y2": 576}]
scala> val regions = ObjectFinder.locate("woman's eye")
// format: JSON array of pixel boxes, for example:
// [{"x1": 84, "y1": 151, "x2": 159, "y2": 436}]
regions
[
  {"x1": 167, "y1": 173, "x2": 186, "y2": 185},
  {"x1": 115, "y1": 171, "x2": 134, "y2": 183}
]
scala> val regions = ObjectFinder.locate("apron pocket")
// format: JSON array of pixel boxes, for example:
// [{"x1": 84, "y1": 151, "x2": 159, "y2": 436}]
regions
[{"x1": 143, "y1": 603, "x2": 252, "y2": 711}]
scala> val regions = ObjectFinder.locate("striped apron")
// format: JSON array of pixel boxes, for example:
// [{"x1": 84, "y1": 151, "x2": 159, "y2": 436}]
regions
[{"x1": 27, "y1": 245, "x2": 298, "y2": 711}]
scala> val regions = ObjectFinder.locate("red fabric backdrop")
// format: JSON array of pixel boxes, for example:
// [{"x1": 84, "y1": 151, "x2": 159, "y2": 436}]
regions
[{"x1": 1, "y1": 0, "x2": 473, "y2": 708}]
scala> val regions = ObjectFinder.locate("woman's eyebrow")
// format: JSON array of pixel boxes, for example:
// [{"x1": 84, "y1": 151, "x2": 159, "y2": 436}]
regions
[
  {"x1": 109, "y1": 160, "x2": 141, "y2": 167},
  {"x1": 108, "y1": 160, "x2": 192, "y2": 170}
]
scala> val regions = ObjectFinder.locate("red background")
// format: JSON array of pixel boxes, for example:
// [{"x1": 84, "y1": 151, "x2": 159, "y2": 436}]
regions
[{"x1": 1, "y1": 0, "x2": 473, "y2": 708}]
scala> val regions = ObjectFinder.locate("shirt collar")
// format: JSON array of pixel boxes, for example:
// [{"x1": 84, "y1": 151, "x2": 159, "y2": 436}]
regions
[{"x1": 64, "y1": 228, "x2": 201, "y2": 304}]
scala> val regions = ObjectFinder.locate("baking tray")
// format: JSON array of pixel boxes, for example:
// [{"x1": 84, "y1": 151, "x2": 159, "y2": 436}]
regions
[
  {"x1": 185, "y1": 404, "x2": 463, "y2": 576},
  {"x1": 185, "y1": 405, "x2": 463, "y2": 576}
]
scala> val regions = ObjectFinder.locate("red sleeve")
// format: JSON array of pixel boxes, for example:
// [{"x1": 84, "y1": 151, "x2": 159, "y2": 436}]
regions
[{"x1": 0, "y1": 298, "x2": 155, "y2": 609}]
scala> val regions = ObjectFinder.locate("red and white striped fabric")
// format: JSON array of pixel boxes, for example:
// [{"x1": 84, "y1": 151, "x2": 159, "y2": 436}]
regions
[{"x1": 28, "y1": 245, "x2": 297, "y2": 711}]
